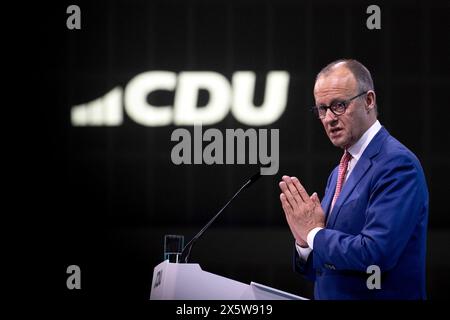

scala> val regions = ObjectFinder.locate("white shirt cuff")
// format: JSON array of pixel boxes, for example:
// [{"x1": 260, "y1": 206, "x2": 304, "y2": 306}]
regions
[
  {"x1": 295, "y1": 242, "x2": 312, "y2": 261},
  {"x1": 307, "y1": 227, "x2": 323, "y2": 250}
]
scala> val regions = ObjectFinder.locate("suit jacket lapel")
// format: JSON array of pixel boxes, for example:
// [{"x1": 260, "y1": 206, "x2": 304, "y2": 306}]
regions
[
  {"x1": 326, "y1": 156, "x2": 372, "y2": 228},
  {"x1": 325, "y1": 127, "x2": 390, "y2": 229},
  {"x1": 322, "y1": 169, "x2": 337, "y2": 222}
]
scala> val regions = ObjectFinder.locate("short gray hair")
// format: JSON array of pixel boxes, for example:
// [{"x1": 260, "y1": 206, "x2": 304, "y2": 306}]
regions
[{"x1": 316, "y1": 59, "x2": 375, "y2": 93}]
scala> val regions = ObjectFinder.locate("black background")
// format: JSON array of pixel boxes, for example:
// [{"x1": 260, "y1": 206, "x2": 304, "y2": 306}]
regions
[{"x1": 36, "y1": 0, "x2": 450, "y2": 304}]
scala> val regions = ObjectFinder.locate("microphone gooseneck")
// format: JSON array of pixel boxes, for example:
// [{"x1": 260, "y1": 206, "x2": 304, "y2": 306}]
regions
[{"x1": 179, "y1": 171, "x2": 263, "y2": 263}]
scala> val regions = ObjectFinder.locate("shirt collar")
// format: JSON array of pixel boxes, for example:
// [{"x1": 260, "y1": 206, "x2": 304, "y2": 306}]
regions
[{"x1": 347, "y1": 120, "x2": 382, "y2": 161}]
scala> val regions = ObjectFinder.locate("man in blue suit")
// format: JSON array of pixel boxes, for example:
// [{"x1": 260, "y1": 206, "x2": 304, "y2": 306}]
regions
[{"x1": 279, "y1": 59, "x2": 428, "y2": 299}]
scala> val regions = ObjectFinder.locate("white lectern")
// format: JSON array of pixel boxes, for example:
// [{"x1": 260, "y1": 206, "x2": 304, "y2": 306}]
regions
[{"x1": 150, "y1": 260, "x2": 307, "y2": 300}]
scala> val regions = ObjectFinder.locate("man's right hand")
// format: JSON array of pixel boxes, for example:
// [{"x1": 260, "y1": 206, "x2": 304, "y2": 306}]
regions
[{"x1": 279, "y1": 190, "x2": 309, "y2": 248}]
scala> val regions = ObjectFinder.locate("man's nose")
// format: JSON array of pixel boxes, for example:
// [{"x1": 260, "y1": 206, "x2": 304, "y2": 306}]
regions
[{"x1": 323, "y1": 108, "x2": 338, "y2": 123}]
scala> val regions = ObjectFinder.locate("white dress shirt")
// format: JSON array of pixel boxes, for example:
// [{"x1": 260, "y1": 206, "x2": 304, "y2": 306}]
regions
[{"x1": 296, "y1": 120, "x2": 382, "y2": 260}]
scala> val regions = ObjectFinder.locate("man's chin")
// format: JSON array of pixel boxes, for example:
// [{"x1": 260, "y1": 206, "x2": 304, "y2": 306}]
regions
[{"x1": 330, "y1": 138, "x2": 347, "y2": 149}]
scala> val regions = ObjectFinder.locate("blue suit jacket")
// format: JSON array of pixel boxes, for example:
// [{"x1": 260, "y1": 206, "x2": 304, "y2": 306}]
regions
[{"x1": 294, "y1": 127, "x2": 429, "y2": 299}]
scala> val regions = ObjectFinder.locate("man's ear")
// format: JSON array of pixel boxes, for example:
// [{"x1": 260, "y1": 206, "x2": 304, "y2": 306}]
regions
[{"x1": 366, "y1": 90, "x2": 376, "y2": 112}]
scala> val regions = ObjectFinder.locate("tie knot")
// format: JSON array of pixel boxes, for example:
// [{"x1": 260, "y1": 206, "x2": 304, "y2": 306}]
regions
[{"x1": 340, "y1": 149, "x2": 352, "y2": 165}]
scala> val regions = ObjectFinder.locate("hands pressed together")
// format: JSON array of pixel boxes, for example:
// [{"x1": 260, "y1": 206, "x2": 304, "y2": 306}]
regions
[{"x1": 279, "y1": 175, "x2": 325, "y2": 248}]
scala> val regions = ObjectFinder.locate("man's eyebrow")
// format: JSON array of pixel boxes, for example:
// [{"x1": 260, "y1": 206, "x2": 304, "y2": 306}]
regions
[
  {"x1": 319, "y1": 98, "x2": 344, "y2": 107},
  {"x1": 331, "y1": 97, "x2": 346, "y2": 104}
]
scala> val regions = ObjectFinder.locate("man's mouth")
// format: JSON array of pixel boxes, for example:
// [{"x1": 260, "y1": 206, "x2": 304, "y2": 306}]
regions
[{"x1": 329, "y1": 127, "x2": 343, "y2": 137}]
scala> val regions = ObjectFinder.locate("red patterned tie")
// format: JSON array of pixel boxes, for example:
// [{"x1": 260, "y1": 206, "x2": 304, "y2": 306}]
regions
[{"x1": 331, "y1": 150, "x2": 352, "y2": 209}]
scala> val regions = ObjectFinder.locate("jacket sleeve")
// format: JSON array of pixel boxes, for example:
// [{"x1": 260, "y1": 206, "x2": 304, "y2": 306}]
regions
[
  {"x1": 293, "y1": 241, "x2": 316, "y2": 281},
  {"x1": 312, "y1": 153, "x2": 428, "y2": 272}
]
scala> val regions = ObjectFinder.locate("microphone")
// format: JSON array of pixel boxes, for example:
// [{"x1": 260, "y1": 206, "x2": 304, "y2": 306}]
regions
[{"x1": 179, "y1": 170, "x2": 263, "y2": 263}]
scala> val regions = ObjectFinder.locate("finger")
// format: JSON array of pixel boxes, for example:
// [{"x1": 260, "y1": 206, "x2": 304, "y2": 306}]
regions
[
  {"x1": 281, "y1": 194, "x2": 297, "y2": 231},
  {"x1": 281, "y1": 197, "x2": 302, "y2": 242},
  {"x1": 280, "y1": 193, "x2": 293, "y2": 215},
  {"x1": 280, "y1": 190, "x2": 294, "y2": 213},
  {"x1": 310, "y1": 192, "x2": 320, "y2": 204},
  {"x1": 279, "y1": 181, "x2": 297, "y2": 208},
  {"x1": 282, "y1": 176, "x2": 302, "y2": 204},
  {"x1": 291, "y1": 177, "x2": 310, "y2": 202}
]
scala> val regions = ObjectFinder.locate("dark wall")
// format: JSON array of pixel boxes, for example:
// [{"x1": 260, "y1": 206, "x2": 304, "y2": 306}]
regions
[{"x1": 37, "y1": 0, "x2": 450, "y2": 301}]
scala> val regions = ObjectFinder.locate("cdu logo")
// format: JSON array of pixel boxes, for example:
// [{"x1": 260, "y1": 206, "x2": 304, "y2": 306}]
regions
[{"x1": 70, "y1": 71, "x2": 290, "y2": 127}]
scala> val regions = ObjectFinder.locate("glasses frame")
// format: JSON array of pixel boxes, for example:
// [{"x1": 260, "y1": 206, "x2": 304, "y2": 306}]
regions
[{"x1": 310, "y1": 91, "x2": 367, "y2": 119}]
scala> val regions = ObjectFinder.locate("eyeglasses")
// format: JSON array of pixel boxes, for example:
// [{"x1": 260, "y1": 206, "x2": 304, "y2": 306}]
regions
[{"x1": 310, "y1": 91, "x2": 367, "y2": 119}]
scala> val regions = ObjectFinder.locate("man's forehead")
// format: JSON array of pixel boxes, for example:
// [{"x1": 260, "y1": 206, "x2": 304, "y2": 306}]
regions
[{"x1": 314, "y1": 67, "x2": 356, "y2": 93}]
